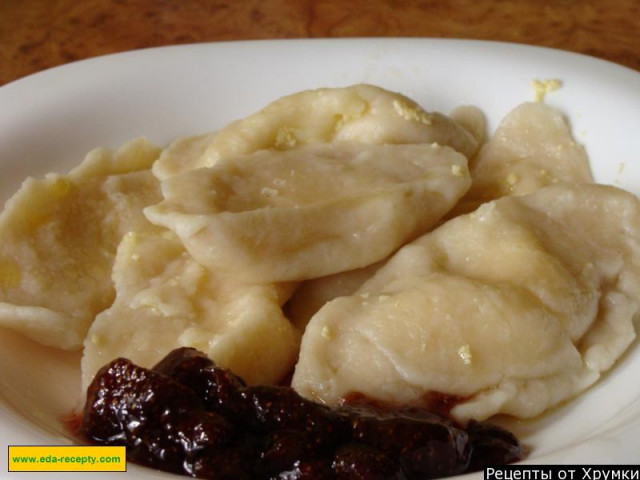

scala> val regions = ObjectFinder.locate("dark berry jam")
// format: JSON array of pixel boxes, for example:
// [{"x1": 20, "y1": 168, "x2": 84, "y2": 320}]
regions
[{"x1": 81, "y1": 347, "x2": 524, "y2": 479}]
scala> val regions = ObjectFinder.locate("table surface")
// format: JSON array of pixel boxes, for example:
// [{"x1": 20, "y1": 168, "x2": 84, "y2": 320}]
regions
[{"x1": 1, "y1": 0, "x2": 639, "y2": 86}]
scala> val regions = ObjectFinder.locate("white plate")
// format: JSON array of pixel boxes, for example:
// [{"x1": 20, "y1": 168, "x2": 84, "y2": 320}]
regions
[{"x1": 1, "y1": 39, "x2": 639, "y2": 478}]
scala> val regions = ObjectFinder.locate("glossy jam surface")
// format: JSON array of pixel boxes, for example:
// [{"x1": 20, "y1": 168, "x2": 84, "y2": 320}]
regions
[{"x1": 82, "y1": 347, "x2": 524, "y2": 479}]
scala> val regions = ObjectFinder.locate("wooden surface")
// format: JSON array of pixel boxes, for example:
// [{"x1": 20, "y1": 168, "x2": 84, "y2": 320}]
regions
[{"x1": 1, "y1": 0, "x2": 639, "y2": 86}]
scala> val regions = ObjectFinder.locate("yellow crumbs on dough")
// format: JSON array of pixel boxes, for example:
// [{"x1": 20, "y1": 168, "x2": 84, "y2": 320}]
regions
[
  {"x1": 505, "y1": 172, "x2": 520, "y2": 187},
  {"x1": 392, "y1": 100, "x2": 432, "y2": 124},
  {"x1": 531, "y1": 79, "x2": 563, "y2": 102},
  {"x1": 451, "y1": 164, "x2": 465, "y2": 177},
  {"x1": 321, "y1": 325, "x2": 334, "y2": 340},
  {"x1": 275, "y1": 126, "x2": 298, "y2": 148},
  {"x1": 458, "y1": 344, "x2": 473, "y2": 365}
]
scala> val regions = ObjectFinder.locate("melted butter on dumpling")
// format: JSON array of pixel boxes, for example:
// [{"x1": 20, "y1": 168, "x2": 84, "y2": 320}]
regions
[
  {"x1": 81, "y1": 230, "x2": 300, "y2": 390},
  {"x1": 292, "y1": 183, "x2": 640, "y2": 421},
  {"x1": 0, "y1": 138, "x2": 162, "y2": 350},
  {"x1": 452, "y1": 102, "x2": 593, "y2": 216},
  {"x1": 145, "y1": 142, "x2": 471, "y2": 283},
  {"x1": 152, "y1": 84, "x2": 479, "y2": 179}
]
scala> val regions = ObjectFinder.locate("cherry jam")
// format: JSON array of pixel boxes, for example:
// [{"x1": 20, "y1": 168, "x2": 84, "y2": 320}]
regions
[{"x1": 82, "y1": 347, "x2": 524, "y2": 479}]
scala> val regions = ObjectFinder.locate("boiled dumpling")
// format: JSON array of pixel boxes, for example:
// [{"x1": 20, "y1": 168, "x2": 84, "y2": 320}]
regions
[
  {"x1": 152, "y1": 84, "x2": 479, "y2": 179},
  {"x1": 292, "y1": 183, "x2": 640, "y2": 421},
  {"x1": 82, "y1": 229, "x2": 300, "y2": 390},
  {"x1": 452, "y1": 102, "x2": 593, "y2": 215},
  {"x1": 0, "y1": 138, "x2": 162, "y2": 350},
  {"x1": 145, "y1": 142, "x2": 471, "y2": 283},
  {"x1": 283, "y1": 104, "x2": 489, "y2": 327}
]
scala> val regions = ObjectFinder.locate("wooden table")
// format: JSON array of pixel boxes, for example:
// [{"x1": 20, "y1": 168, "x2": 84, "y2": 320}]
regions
[{"x1": 1, "y1": 0, "x2": 639, "y2": 86}]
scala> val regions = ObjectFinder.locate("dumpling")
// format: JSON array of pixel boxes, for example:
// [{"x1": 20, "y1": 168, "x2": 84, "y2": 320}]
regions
[
  {"x1": 82, "y1": 229, "x2": 300, "y2": 390},
  {"x1": 152, "y1": 84, "x2": 479, "y2": 179},
  {"x1": 0, "y1": 138, "x2": 162, "y2": 350},
  {"x1": 145, "y1": 142, "x2": 471, "y2": 283},
  {"x1": 452, "y1": 102, "x2": 593, "y2": 215},
  {"x1": 282, "y1": 107, "x2": 486, "y2": 328},
  {"x1": 292, "y1": 183, "x2": 640, "y2": 422}
]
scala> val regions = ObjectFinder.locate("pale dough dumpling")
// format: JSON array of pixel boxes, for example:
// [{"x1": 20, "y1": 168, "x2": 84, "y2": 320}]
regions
[
  {"x1": 0, "y1": 138, "x2": 162, "y2": 350},
  {"x1": 145, "y1": 142, "x2": 471, "y2": 283},
  {"x1": 82, "y1": 230, "x2": 300, "y2": 390},
  {"x1": 152, "y1": 84, "x2": 479, "y2": 179},
  {"x1": 282, "y1": 106, "x2": 486, "y2": 325},
  {"x1": 292, "y1": 183, "x2": 640, "y2": 421},
  {"x1": 452, "y1": 102, "x2": 593, "y2": 215}
]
